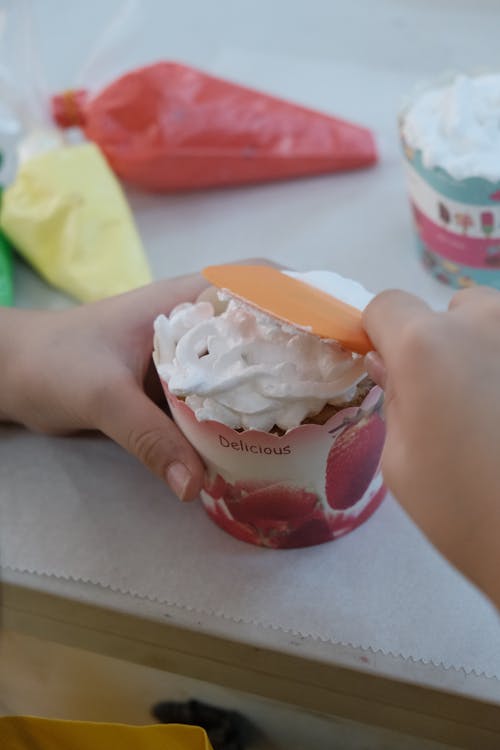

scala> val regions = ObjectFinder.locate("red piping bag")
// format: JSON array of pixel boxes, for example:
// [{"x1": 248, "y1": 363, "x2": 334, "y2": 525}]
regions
[{"x1": 52, "y1": 62, "x2": 377, "y2": 192}]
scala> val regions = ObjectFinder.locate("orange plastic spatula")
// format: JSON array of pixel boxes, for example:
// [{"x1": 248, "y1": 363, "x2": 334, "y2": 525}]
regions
[{"x1": 202, "y1": 264, "x2": 372, "y2": 355}]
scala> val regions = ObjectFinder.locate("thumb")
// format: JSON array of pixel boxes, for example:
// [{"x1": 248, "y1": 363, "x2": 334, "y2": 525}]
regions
[{"x1": 97, "y1": 378, "x2": 205, "y2": 501}]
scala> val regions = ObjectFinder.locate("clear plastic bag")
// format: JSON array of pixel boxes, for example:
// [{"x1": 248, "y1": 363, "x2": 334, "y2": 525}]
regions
[{"x1": 0, "y1": 0, "x2": 151, "y2": 303}]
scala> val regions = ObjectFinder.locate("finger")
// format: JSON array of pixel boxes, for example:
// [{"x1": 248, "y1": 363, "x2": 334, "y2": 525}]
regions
[
  {"x1": 362, "y1": 290, "x2": 432, "y2": 364},
  {"x1": 364, "y1": 350, "x2": 387, "y2": 389},
  {"x1": 98, "y1": 379, "x2": 205, "y2": 501},
  {"x1": 143, "y1": 356, "x2": 168, "y2": 408},
  {"x1": 151, "y1": 258, "x2": 282, "y2": 312},
  {"x1": 448, "y1": 285, "x2": 500, "y2": 311},
  {"x1": 234, "y1": 256, "x2": 283, "y2": 268},
  {"x1": 83, "y1": 274, "x2": 209, "y2": 335},
  {"x1": 196, "y1": 259, "x2": 286, "y2": 312},
  {"x1": 196, "y1": 285, "x2": 229, "y2": 315},
  {"x1": 115, "y1": 258, "x2": 284, "y2": 320},
  {"x1": 129, "y1": 273, "x2": 210, "y2": 319}
]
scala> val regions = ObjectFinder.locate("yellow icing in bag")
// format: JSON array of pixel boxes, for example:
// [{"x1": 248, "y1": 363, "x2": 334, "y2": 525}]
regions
[{"x1": 0, "y1": 142, "x2": 151, "y2": 302}]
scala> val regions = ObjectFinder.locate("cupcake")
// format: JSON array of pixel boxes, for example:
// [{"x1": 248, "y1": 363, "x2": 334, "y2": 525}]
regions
[
  {"x1": 153, "y1": 270, "x2": 386, "y2": 549},
  {"x1": 400, "y1": 73, "x2": 500, "y2": 289}
]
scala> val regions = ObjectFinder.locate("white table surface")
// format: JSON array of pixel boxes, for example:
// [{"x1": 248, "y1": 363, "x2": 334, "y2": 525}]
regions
[{"x1": 4, "y1": 0, "x2": 500, "y2": 745}]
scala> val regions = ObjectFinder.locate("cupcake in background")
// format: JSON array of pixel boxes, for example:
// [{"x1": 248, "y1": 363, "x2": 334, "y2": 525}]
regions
[
  {"x1": 400, "y1": 73, "x2": 500, "y2": 289},
  {"x1": 153, "y1": 271, "x2": 386, "y2": 549}
]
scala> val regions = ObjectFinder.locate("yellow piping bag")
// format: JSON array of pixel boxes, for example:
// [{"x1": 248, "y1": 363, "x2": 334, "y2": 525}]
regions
[
  {"x1": 0, "y1": 0, "x2": 151, "y2": 302},
  {"x1": 0, "y1": 137, "x2": 151, "y2": 302}
]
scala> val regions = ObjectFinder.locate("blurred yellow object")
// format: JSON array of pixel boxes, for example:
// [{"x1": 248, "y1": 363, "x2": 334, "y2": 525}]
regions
[
  {"x1": 0, "y1": 716, "x2": 213, "y2": 749},
  {"x1": 0, "y1": 142, "x2": 152, "y2": 302}
]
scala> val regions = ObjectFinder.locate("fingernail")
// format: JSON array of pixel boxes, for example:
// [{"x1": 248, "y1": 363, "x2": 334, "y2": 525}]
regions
[{"x1": 166, "y1": 461, "x2": 192, "y2": 501}]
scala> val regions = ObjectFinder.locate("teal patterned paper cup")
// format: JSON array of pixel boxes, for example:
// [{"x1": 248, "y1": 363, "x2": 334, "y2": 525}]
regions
[{"x1": 400, "y1": 117, "x2": 500, "y2": 290}]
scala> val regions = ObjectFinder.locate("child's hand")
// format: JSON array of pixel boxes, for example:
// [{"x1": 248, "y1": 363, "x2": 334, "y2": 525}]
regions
[
  {"x1": 363, "y1": 287, "x2": 500, "y2": 605},
  {"x1": 0, "y1": 274, "x2": 208, "y2": 501}
]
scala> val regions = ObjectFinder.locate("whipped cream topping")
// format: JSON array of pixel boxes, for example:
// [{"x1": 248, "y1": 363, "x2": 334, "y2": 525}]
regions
[
  {"x1": 154, "y1": 288, "x2": 367, "y2": 432},
  {"x1": 402, "y1": 74, "x2": 500, "y2": 181},
  {"x1": 284, "y1": 270, "x2": 374, "y2": 309}
]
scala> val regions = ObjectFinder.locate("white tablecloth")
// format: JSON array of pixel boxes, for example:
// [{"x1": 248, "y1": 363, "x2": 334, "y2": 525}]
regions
[{"x1": 4, "y1": 0, "x2": 500, "y2": 684}]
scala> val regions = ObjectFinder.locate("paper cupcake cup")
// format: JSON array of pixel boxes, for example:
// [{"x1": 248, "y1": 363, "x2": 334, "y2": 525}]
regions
[
  {"x1": 400, "y1": 116, "x2": 500, "y2": 290},
  {"x1": 163, "y1": 383, "x2": 386, "y2": 549}
]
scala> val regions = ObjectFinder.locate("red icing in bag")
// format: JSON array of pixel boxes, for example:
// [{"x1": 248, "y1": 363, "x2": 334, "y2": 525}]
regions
[{"x1": 52, "y1": 62, "x2": 377, "y2": 192}]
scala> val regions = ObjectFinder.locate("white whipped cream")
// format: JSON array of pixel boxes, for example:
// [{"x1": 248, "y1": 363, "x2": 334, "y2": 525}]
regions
[
  {"x1": 402, "y1": 74, "x2": 500, "y2": 181},
  {"x1": 154, "y1": 283, "x2": 367, "y2": 432},
  {"x1": 284, "y1": 270, "x2": 374, "y2": 309}
]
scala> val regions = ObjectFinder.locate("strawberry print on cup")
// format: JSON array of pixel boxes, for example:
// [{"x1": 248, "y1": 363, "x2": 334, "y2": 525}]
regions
[{"x1": 165, "y1": 385, "x2": 386, "y2": 549}]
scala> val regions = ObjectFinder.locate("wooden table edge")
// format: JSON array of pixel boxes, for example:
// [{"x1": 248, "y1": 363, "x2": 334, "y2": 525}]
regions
[{"x1": 2, "y1": 569, "x2": 500, "y2": 746}]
